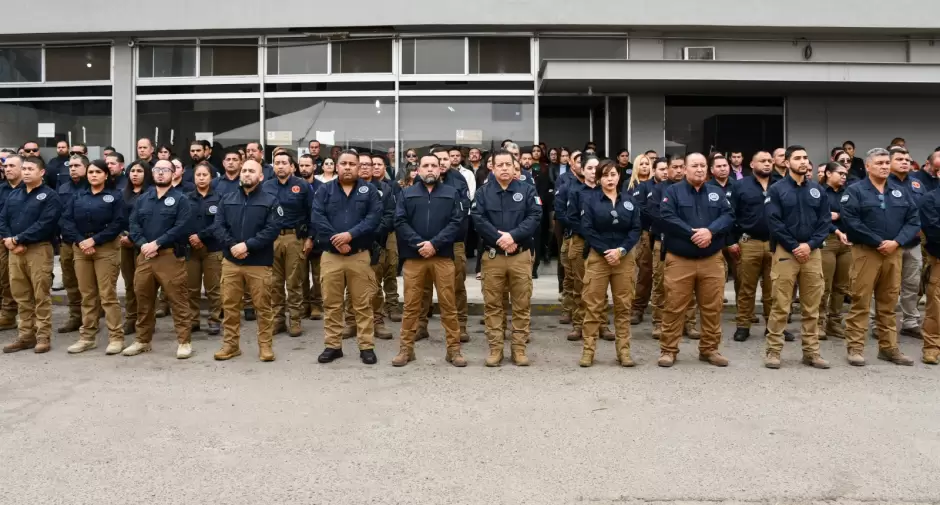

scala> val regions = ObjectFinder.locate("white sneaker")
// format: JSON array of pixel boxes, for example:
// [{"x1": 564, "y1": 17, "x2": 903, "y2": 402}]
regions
[
  {"x1": 105, "y1": 340, "x2": 124, "y2": 355},
  {"x1": 176, "y1": 343, "x2": 193, "y2": 359},
  {"x1": 67, "y1": 340, "x2": 97, "y2": 354},
  {"x1": 122, "y1": 342, "x2": 152, "y2": 356}
]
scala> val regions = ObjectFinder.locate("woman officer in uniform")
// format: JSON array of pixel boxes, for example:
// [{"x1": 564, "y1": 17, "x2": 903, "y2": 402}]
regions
[
  {"x1": 60, "y1": 159, "x2": 127, "y2": 354},
  {"x1": 119, "y1": 160, "x2": 153, "y2": 335},
  {"x1": 578, "y1": 160, "x2": 642, "y2": 367},
  {"x1": 818, "y1": 161, "x2": 852, "y2": 340},
  {"x1": 186, "y1": 161, "x2": 223, "y2": 335}
]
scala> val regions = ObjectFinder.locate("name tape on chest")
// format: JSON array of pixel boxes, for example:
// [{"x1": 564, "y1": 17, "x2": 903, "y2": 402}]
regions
[
  {"x1": 102, "y1": 194, "x2": 114, "y2": 203},
  {"x1": 708, "y1": 192, "x2": 719, "y2": 202},
  {"x1": 809, "y1": 188, "x2": 821, "y2": 199},
  {"x1": 512, "y1": 193, "x2": 523, "y2": 202},
  {"x1": 164, "y1": 197, "x2": 176, "y2": 206}
]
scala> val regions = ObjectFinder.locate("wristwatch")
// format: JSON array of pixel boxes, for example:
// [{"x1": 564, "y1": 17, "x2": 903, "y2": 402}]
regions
[{"x1": 618, "y1": 247, "x2": 627, "y2": 257}]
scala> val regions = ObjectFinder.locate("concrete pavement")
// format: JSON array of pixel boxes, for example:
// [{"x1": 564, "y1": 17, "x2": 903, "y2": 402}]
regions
[{"x1": 0, "y1": 307, "x2": 937, "y2": 505}]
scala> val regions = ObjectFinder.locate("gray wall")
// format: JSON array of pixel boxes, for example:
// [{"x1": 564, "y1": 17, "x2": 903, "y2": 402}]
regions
[
  {"x1": 13, "y1": 0, "x2": 940, "y2": 36},
  {"x1": 629, "y1": 95, "x2": 665, "y2": 154}
]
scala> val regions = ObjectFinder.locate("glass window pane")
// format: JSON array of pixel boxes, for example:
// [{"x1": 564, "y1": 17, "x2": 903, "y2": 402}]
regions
[
  {"x1": 266, "y1": 38, "x2": 328, "y2": 75},
  {"x1": 0, "y1": 48, "x2": 41, "y2": 82},
  {"x1": 45, "y1": 46, "x2": 111, "y2": 82},
  {"x1": 138, "y1": 43, "x2": 196, "y2": 78},
  {"x1": 0, "y1": 100, "x2": 112, "y2": 159},
  {"x1": 136, "y1": 99, "x2": 260, "y2": 163},
  {"x1": 264, "y1": 97, "x2": 394, "y2": 155},
  {"x1": 330, "y1": 40, "x2": 392, "y2": 73},
  {"x1": 200, "y1": 39, "x2": 258, "y2": 76},
  {"x1": 469, "y1": 37, "x2": 530, "y2": 74},
  {"x1": 401, "y1": 38, "x2": 465, "y2": 74},
  {"x1": 400, "y1": 97, "x2": 534, "y2": 154},
  {"x1": 539, "y1": 37, "x2": 627, "y2": 63}
]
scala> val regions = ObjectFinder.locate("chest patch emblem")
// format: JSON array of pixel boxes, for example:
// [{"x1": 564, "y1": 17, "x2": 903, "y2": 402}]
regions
[
  {"x1": 708, "y1": 192, "x2": 719, "y2": 202},
  {"x1": 102, "y1": 195, "x2": 114, "y2": 203},
  {"x1": 36, "y1": 193, "x2": 47, "y2": 201},
  {"x1": 841, "y1": 195, "x2": 849, "y2": 203},
  {"x1": 892, "y1": 190, "x2": 903, "y2": 198},
  {"x1": 520, "y1": 175, "x2": 527, "y2": 181},
  {"x1": 912, "y1": 180, "x2": 922, "y2": 190},
  {"x1": 276, "y1": 206, "x2": 284, "y2": 216},
  {"x1": 291, "y1": 185, "x2": 301, "y2": 193},
  {"x1": 358, "y1": 186, "x2": 369, "y2": 194},
  {"x1": 164, "y1": 197, "x2": 175, "y2": 206},
  {"x1": 209, "y1": 205, "x2": 218, "y2": 214},
  {"x1": 624, "y1": 201, "x2": 634, "y2": 211},
  {"x1": 512, "y1": 193, "x2": 523, "y2": 202},
  {"x1": 809, "y1": 188, "x2": 820, "y2": 199}
]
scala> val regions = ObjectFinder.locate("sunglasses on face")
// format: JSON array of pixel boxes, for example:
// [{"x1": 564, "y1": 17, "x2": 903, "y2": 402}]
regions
[
  {"x1": 70, "y1": 151, "x2": 83, "y2": 156},
  {"x1": 406, "y1": 154, "x2": 417, "y2": 158},
  {"x1": 24, "y1": 148, "x2": 39, "y2": 153}
]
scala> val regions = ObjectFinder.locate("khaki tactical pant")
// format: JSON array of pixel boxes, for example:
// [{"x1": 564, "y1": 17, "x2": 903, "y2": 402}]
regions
[
  {"x1": 420, "y1": 241, "x2": 468, "y2": 333},
  {"x1": 560, "y1": 236, "x2": 575, "y2": 316},
  {"x1": 660, "y1": 252, "x2": 725, "y2": 356},
  {"x1": 631, "y1": 231, "x2": 653, "y2": 314},
  {"x1": 0, "y1": 246, "x2": 17, "y2": 321},
  {"x1": 133, "y1": 249, "x2": 192, "y2": 345},
  {"x1": 819, "y1": 234, "x2": 851, "y2": 330},
  {"x1": 845, "y1": 245, "x2": 902, "y2": 354},
  {"x1": 9, "y1": 242, "x2": 54, "y2": 341},
  {"x1": 272, "y1": 232, "x2": 306, "y2": 325},
  {"x1": 344, "y1": 249, "x2": 385, "y2": 327},
  {"x1": 568, "y1": 236, "x2": 587, "y2": 328},
  {"x1": 73, "y1": 240, "x2": 123, "y2": 342},
  {"x1": 766, "y1": 248, "x2": 824, "y2": 355},
  {"x1": 187, "y1": 247, "x2": 222, "y2": 325},
  {"x1": 321, "y1": 251, "x2": 375, "y2": 350},
  {"x1": 59, "y1": 242, "x2": 81, "y2": 320},
  {"x1": 383, "y1": 232, "x2": 399, "y2": 312},
  {"x1": 481, "y1": 252, "x2": 533, "y2": 350},
  {"x1": 399, "y1": 257, "x2": 460, "y2": 351},
  {"x1": 120, "y1": 244, "x2": 138, "y2": 325},
  {"x1": 735, "y1": 238, "x2": 772, "y2": 328},
  {"x1": 922, "y1": 254, "x2": 940, "y2": 354},
  {"x1": 651, "y1": 240, "x2": 665, "y2": 329},
  {"x1": 220, "y1": 260, "x2": 273, "y2": 350},
  {"x1": 583, "y1": 250, "x2": 635, "y2": 356},
  {"x1": 302, "y1": 253, "x2": 323, "y2": 313}
]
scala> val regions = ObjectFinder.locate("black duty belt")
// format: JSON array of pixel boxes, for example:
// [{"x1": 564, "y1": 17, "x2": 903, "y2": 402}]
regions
[
  {"x1": 279, "y1": 229, "x2": 297, "y2": 236},
  {"x1": 487, "y1": 247, "x2": 528, "y2": 258}
]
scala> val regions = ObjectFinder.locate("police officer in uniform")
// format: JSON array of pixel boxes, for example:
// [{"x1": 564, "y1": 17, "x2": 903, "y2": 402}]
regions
[
  {"x1": 0, "y1": 155, "x2": 24, "y2": 330},
  {"x1": 186, "y1": 162, "x2": 223, "y2": 336},
  {"x1": 0, "y1": 156, "x2": 61, "y2": 353},
  {"x1": 59, "y1": 159, "x2": 126, "y2": 355},
  {"x1": 707, "y1": 154, "x2": 738, "y2": 297},
  {"x1": 122, "y1": 159, "x2": 195, "y2": 359},
  {"x1": 340, "y1": 153, "x2": 395, "y2": 340},
  {"x1": 262, "y1": 151, "x2": 313, "y2": 338},
  {"x1": 311, "y1": 149, "x2": 382, "y2": 365},
  {"x1": 373, "y1": 154, "x2": 401, "y2": 323},
  {"x1": 553, "y1": 150, "x2": 581, "y2": 326},
  {"x1": 56, "y1": 154, "x2": 88, "y2": 334},
  {"x1": 886, "y1": 147, "x2": 925, "y2": 339},
  {"x1": 392, "y1": 154, "x2": 466, "y2": 367},
  {"x1": 213, "y1": 148, "x2": 257, "y2": 322},
  {"x1": 471, "y1": 149, "x2": 542, "y2": 367},
  {"x1": 657, "y1": 153, "x2": 733, "y2": 367},
  {"x1": 647, "y1": 155, "x2": 688, "y2": 340},
  {"x1": 763, "y1": 145, "x2": 831, "y2": 369},
  {"x1": 214, "y1": 160, "x2": 282, "y2": 362},
  {"x1": 818, "y1": 162, "x2": 852, "y2": 340},
  {"x1": 297, "y1": 154, "x2": 324, "y2": 320},
  {"x1": 840, "y1": 147, "x2": 919, "y2": 366},
  {"x1": 579, "y1": 160, "x2": 641, "y2": 367},
  {"x1": 628, "y1": 155, "x2": 656, "y2": 325},
  {"x1": 728, "y1": 151, "x2": 776, "y2": 341},
  {"x1": 917, "y1": 181, "x2": 940, "y2": 364}
]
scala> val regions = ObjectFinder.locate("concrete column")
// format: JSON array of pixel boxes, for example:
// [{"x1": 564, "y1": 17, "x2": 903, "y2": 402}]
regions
[
  {"x1": 111, "y1": 38, "x2": 135, "y2": 156},
  {"x1": 629, "y1": 94, "x2": 665, "y2": 154}
]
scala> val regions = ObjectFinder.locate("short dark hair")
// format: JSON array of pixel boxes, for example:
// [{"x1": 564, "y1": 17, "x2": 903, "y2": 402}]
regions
[
  {"x1": 842, "y1": 140, "x2": 855, "y2": 148},
  {"x1": 492, "y1": 149, "x2": 515, "y2": 164},
  {"x1": 299, "y1": 154, "x2": 315, "y2": 163},
  {"x1": 106, "y1": 152, "x2": 125, "y2": 163},
  {"x1": 890, "y1": 137, "x2": 906, "y2": 147},
  {"x1": 668, "y1": 153, "x2": 684, "y2": 163},
  {"x1": 71, "y1": 143, "x2": 88, "y2": 154},
  {"x1": 889, "y1": 147, "x2": 909, "y2": 159},
  {"x1": 103, "y1": 145, "x2": 116, "y2": 152},
  {"x1": 137, "y1": 137, "x2": 154, "y2": 147},
  {"x1": 652, "y1": 157, "x2": 669, "y2": 168},
  {"x1": 785, "y1": 145, "x2": 807, "y2": 161},
  {"x1": 193, "y1": 161, "x2": 214, "y2": 175},
  {"x1": 418, "y1": 154, "x2": 439, "y2": 166},
  {"x1": 500, "y1": 139, "x2": 513, "y2": 148},
  {"x1": 430, "y1": 146, "x2": 451, "y2": 155},
  {"x1": 337, "y1": 149, "x2": 360, "y2": 160},
  {"x1": 24, "y1": 156, "x2": 45, "y2": 169},
  {"x1": 223, "y1": 147, "x2": 241, "y2": 158},
  {"x1": 644, "y1": 149, "x2": 658, "y2": 156},
  {"x1": 371, "y1": 153, "x2": 389, "y2": 167}
]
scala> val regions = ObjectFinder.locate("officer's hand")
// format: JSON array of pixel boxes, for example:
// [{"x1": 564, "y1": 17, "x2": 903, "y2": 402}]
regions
[
  {"x1": 691, "y1": 228, "x2": 712, "y2": 248},
  {"x1": 877, "y1": 240, "x2": 899, "y2": 255},
  {"x1": 11, "y1": 244, "x2": 26, "y2": 255},
  {"x1": 831, "y1": 211, "x2": 840, "y2": 222},
  {"x1": 604, "y1": 249, "x2": 621, "y2": 265},
  {"x1": 78, "y1": 238, "x2": 95, "y2": 251},
  {"x1": 337, "y1": 243, "x2": 352, "y2": 254},
  {"x1": 505, "y1": 243, "x2": 518, "y2": 254},
  {"x1": 303, "y1": 238, "x2": 313, "y2": 255},
  {"x1": 836, "y1": 230, "x2": 852, "y2": 246},
  {"x1": 2, "y1": 237, "x2": 14, "y2": 250},
  {"x1": 330, "y1": 232, "x2": 353, "y2": 248},
  {"x1": 793, "y1": 243, "x2": 811, "y2": 263},
  {"x1": 231, "y1": 242, "x2": 249, "y2": 259},
  {"x1": 417, "y1": 241, "x2": 436, "y2": 258},
  {"x1": 496, "y1": 231, "x2": 516, "y2": 251},
  {"x1": 83, "y1": 246, "x2": 96, "y2": 256},
  {"x1": 728, "y1": 244, "x2": 741, "y2": 260},
  {"x1": 141, "y1": 242, "x2": 159, "y2": 259},
  {"x1": 189, "y1": 234, "x2": 203, "y2": 248},
  {"x1": 120, "y1": 236, "x2": 134, "y2": 248}
]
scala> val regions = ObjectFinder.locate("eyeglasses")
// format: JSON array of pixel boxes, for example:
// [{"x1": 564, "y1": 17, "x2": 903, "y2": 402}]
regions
[
  {"x1": 837, "y1": 158, "x2": 850, "y2": 163},
  {"x1": 152, "y1": 167, "x2": 172, "y2": 174},
  {"x1": 23, "y1": 148, "x2": 39, "y2": 154},
  {"x1": 834, "y1": 172, "x2": 847, "y2": 178},
  {"x1": 70, "y1": 151, "x2": 84, "y2": 156},
  {"x1": 405, "y1": 153, "x2": 417, "y2": 158}
]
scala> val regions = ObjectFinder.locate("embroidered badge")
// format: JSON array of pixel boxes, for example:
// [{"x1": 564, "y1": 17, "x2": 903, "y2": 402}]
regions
[
  {"x1": 358, "y1": 186, "x2": 369, "y2": 194},
  {"x1": 36, "y1": 193, "x2": 47, "y2": 201},
  {"x1": 708, "y1": 193, "x2": 719, "y2": 202},
  {"x1": 276, "y1": 206, "x2": 284, "y2": 216},
  {"x1": 892, "y1": 190, "x2": 903, "y2": 198},
  {"x1": 291, "y1": 185, "x2": 301, "y2": 193},
  {"x1": 810, "y1": 188, "x2": 820, "y2": 199},
  {"x1": 209, "y1": 205, "x2": 218, "y2": 214},
  {"x1": 624, "y1": 201, "x2": 634, "y2": 211},
  {"x1": 102, "y1": 195, "x2": 114, "y2": 203},
  {"x1": 513, "y1": 193, "x2": 523, "y2": 202},
  {"x1": 164, "y1": 197, "x2": 175, "y2": 206}
]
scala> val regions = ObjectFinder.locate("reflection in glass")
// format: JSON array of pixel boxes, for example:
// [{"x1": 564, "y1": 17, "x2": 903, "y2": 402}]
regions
[
  {"x1": 539, "y1": 37, "x2": 628, "y2": 63},
  {"x1": 400, "y1": 97, "x2": 534, "y2": 154},
  {"x1": 137, "y1": 99, "x2": 260, "y2": 164},
  {"x1": 200, "y1": 39, "x2": 258, "y2": 76},
  {"x1": 138, "y1": 43, "x2": 197, "y2": 78},
  {"x1": 401, "y1": 39, "x2": 465, "y2": 74},
  {"x1": 266, "y1": 39, "x2": 328, "y2": 75},
  {"x1": 0, "y1": 100, "x2": 111, "y2": 159},
  {"x1": 469, "y1": 37, "x2": 530, "y2": 74},
  {"x1": 330, "y1": 40, "x2": 393, "y2": 73},
  {"x1": 45, "y1": 46, "x2": 111, "y2": 82},
  {"x1": 264, "y1": 97, "x2": 394, "y2": 156},
  {"x1": 0, "y1": 48, "x2": 41, "y2": 82}
]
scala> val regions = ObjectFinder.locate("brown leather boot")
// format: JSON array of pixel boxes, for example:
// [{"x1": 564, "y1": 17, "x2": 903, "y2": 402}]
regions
[
  {"x1": 273, "y1": 321, "x2": 288, "y2": 336},
  {"x1": 374, "y1": 313, "x2": 393, "y2": 340},
  {"x1": 699, "y1": 351, "x2": 729, "y2": 367},
  {"x1": 214, "y1": 343, "x2": 242, "y2": 361},
  {"x1": 57, "y1": 316, "x2": 81, "y2": 334},
  {"x1": 566, "y1": 327, "x2": 582, "y2": 341},
  {"x1": 0, "y1": 315, "x2": 16, "y2": 331},
  {"x1": 459, "y1": 326, "x2": 470, "y2": 343},
  {"x1": 618, "y1": 350, "x2": 635, "y2": 367},
  {"x1": 445, "y1": 349, "x2": 467, "y2": 367},
  {"x1": 388, "y1": 306, "x2": 402, "y2": 323},
  {"x1": 559, "y1": 312, "x2": 572, "y2": 325},
  {"x1": 923, "y1": 349, "x2": 940, "y2": 365},
  {"x1": 657, "y1": 352, "x2": 675, "y2": 367},
  {"x1": 630, "y1": 311, "x2": 643, "y2": 325},
  {"x1": 600, "y1": 327, "x2": 615, "y2": 342},
  {"x1": 764, "y1": 350, "x2": 781, "y2": 369},
  {"x1": 579, "y1": 349, "x2": 594, "y2": 367},
  {"x1": 485, "y1": 348, "x2": 503, "y2": 367},
  {"x1": 34, "y1": 338, "x2": 51, "y2": 354},
  {"x1": 392, "y1": 348, "x2": 416, "y2": 367},
  {"x1": 415, "y1": 327, "x2": 429, "y2": 341},
  {"x1": 3, "y1": 336, "x2": 36, "y2": 353},
  {"x1": 878, "y1": 348, "x2": 914, "y2": 366},
  {"x1": 259, "y1": 342, "x2": 275, "y2": 362},
  {"x1": 802, "y1": 354, "x2": 830, "y2": 369},
  {"x1": 309, "y1": 305, "x2": 323, "y2": 320},
  {"x1": 510, "y1": 346, "x2": 529, "y2": 366}
]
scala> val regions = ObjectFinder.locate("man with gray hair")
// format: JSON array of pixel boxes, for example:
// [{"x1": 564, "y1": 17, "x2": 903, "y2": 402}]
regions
[{"x1": 840, "y1": 147, "x2": 920, "y2": 366}]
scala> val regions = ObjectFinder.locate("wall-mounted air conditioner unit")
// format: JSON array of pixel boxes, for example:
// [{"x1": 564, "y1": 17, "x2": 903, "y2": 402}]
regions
[{"x1": 683, "y1": 46, "x2": 716, "y2": 61}]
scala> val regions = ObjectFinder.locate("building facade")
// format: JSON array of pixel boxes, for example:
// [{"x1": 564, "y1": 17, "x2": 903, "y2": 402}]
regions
[{"x1": 3, "y1": 0, "x2": 940, "y2": 165}]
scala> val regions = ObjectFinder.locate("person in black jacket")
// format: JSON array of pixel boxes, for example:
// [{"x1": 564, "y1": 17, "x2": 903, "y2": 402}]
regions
[
  {"x1": 391, "y1": 154, "x2": 465, "y2": 367},
  {"x1": 186, "y1": 162, "x2": 224, "y2": 336},
  {"x1": 917, "y1": 183, "x2": 940, "y2": 365},
  {"x1": 213, "y1": 160, "x2": 282, "y2": 362}
]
